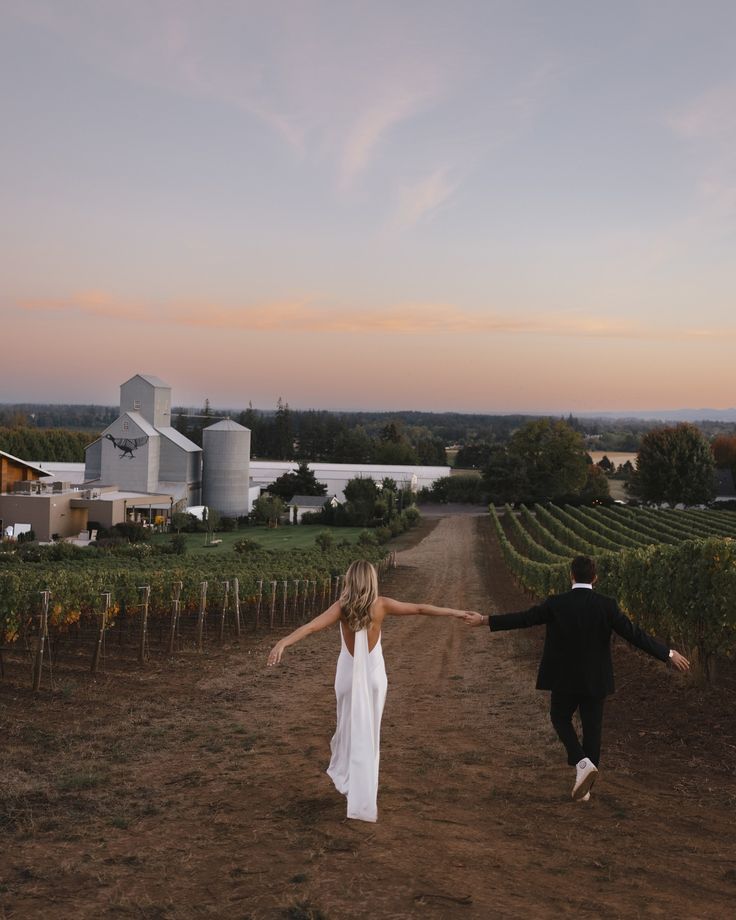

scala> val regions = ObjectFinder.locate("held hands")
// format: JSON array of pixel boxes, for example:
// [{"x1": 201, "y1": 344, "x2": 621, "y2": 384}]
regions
[
  {"x1": 460, "y1": 612, "x2": 487, "y2": 627},
  {"x1": 669, "y1": 649, "x2": 690, "y2": 672},
  {"x1": 267, "y1": 640, "x2": 286, "y2": 668}
]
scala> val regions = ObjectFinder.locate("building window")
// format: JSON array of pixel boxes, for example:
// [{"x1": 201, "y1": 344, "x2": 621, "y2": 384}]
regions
[
  {"x1": 123, "y1": 421, "x2": 129, "y2": 431},
  {"x1": 133, "y1": 400, "x2": 141, "y2": 410}
]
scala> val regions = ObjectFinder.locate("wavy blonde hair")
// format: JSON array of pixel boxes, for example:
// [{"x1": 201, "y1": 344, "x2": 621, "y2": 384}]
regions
[{"x1": 340, "y1": 560, "x2": 378, "y2": 632}]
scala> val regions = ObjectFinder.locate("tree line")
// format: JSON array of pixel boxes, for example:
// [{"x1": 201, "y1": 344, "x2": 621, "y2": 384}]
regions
[
  {"x1": 0, "y1": 427, "x2": 91, "y2": 463},
  {"x1": 173, "y1": 400, "x2": 448, "y2": 465}
]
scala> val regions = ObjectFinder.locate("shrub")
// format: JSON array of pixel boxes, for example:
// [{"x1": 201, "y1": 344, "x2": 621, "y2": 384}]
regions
[
  {"x1": 170, "y1": 533, "x2": 188, "y2": 555},
  {"x1": 357, "y1": 530, "x2": 379, "y2": 547},
  {"x1": 234, "y1": 537, "x2": 262, "y2": 555},
  {"x1": 219, "y1": 516, "x2": 237, "y2": 532},
  {"x1": 111, "y1": 522, "x2": 150, "y2": 543},
  {"x1": 300, "y1": 511, "x2": 325, "y2": 525},
  {"x1": 403, "y1": 507, "x2": 421, "y2": 526},
  {"x1": 315, "y1": 531, "x2": 334, "y2": 551},
  {"x1": 374, "y1": 526, "x2": 392, "y2": 543}
]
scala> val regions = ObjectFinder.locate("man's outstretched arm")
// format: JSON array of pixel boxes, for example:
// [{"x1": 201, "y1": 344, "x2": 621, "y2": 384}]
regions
[
  {"x1": 609, "y1": 602, "x2": 690, "y2": 672},
  {"x1": 462, "y1": 601, "x2": 552, "y2": 630}
]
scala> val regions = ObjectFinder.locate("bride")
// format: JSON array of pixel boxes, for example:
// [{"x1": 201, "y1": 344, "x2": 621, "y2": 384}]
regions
[{"x1": 267, "y1": 560, "x2": 477, "y2": 822}]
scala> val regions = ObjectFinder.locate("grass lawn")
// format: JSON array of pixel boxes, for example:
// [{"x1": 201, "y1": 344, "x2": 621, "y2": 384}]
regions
[{"x1": 150, "y1": 525, "x2": 367, "y2": 555}]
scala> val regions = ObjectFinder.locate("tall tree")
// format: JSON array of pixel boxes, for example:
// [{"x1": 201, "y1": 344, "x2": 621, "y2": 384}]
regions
[
  {"x1": 483, "y1": 419, "x2": 588, "y2": 504},
  {"x1": 711, "y1": 435, "x2": 736, "y2": 469},
  {"x1": 635, "y1": 424, "x2": 715, "y2": 505},
  {"x1": 267, "y1": 462, "x2": 328, "y2": 500},
  {"x1": 273, "y1": 397, "x2": 294, "y2": 461}
]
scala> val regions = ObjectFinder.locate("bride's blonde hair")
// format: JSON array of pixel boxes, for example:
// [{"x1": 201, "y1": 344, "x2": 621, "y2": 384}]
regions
[{"x1": 339, "y1": 560, "x2": 378, "y2": 632}]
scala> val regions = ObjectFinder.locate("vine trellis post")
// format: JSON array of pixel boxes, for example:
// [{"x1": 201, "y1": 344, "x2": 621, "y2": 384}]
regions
[
  {"x1": 169, "y1": 581, "x2": 182, "y2": 655},
  {"x1": 268, "y1": 581, "x2": 277, "y2": 629},
  {"x1": 32, "y1": 589, "x2": 51, "y2": 692},
  {"x1": 256, "y1": 580, "x2": 263, "y2": 630},
  {"x1": 219, "y1": 581, "x2": 230, "y2": 643},
  {"x1": 232, "y1": 578, "x2": 241, "y2": 638},
  {"x1": 91, "y1": 592, "x2": 111, "y2": 675},
  {"x1": 196, "y1": 581, "x2": 208, "y2": 651},
  {"x1": 138, "y1": 585, "x2": 151, "y2": 664}
]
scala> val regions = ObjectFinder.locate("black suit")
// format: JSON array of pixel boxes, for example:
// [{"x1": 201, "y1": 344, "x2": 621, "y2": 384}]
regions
[{"x1": 489, "y1": 587, "x2": 670, "y2": 766}]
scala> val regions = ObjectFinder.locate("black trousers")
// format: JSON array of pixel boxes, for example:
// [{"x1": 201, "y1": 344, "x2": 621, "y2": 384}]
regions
[{"x1": 549, "y1": 692, "x2": 605, "y2": 767}]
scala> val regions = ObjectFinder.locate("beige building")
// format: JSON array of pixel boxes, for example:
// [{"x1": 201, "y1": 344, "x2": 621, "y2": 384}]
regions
[{"x1": 0, "y1": 481, "x2": 173, "y2": 542}]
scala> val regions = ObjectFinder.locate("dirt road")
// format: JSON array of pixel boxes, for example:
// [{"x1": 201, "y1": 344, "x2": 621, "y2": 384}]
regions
[{"x1": 2, "y1": 515, "x2": 735, "y2": 919}]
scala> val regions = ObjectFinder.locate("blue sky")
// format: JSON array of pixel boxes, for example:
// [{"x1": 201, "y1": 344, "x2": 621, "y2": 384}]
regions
[{"x1": 3, "y1": 1, "x2": 736, "y2": 411}]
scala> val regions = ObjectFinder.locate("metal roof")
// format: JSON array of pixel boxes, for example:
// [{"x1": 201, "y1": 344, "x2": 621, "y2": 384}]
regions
[
  {"x1": 122, "y1": 373, "x2": 171, "y2": 389},
  {"x1": 203, "y1": 418, "x2": 250, "y2": 432},
  {"x1": 0, "y1": 450, "x2": 48, "y2": 476}
]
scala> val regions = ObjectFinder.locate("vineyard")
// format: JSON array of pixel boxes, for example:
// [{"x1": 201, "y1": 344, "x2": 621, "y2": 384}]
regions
[
  {"x1": 0, "y1": 544, "x2": 393, "y2": 690},
  {"x1": 492, "y1": 503, "x2": 736, "y2": 679}
]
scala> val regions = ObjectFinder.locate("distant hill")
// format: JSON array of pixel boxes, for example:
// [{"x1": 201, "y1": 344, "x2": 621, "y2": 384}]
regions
[{"x1": 575, "y1": 409, "x2": 736, "y2": 423}]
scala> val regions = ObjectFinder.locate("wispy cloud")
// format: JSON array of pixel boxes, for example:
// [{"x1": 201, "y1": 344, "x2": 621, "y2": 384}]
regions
[
  {"x1": 16, "y1": 292, "x2": 736, "y2": 341},
  {"x1": 668, "y1": 82, "x2": 736, "y2": 139},
  {"x1": 389, "y1": 168, "x2": 457, "y2": 231},
  {"x1": 339, "y1": 91, "x2": 429, "y2": 190}
]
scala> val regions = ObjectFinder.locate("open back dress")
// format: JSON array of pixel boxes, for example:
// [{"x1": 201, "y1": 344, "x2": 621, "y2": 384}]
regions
[{"x1": 326, "y1": 622, "x2": 388, "y2": 822}]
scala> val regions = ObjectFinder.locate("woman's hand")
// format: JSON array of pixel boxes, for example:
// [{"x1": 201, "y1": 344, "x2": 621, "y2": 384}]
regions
[
  {"x1": 267, "y1": 640, "x2": 286, "y2": 667},
  {"x1": 461, "y1": 612, "x2": 487, "y2": 627}
]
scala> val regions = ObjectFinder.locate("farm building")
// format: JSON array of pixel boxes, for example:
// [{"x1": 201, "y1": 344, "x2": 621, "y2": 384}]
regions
[
  {"x1": 0, "y1": 450, "x2": 48, "y2": 493},
  {"x1": 249, "y1": 462, "x2": 448, "y2": 503},
  {"x1": 85, "y1": 374, "x2": 202, "y2": 505},
  {"x1": 286, "y1": 494, "x2": 339, "y2": 524},
  {"x1": 3, "y1": 372, "x2": 452, "y2": 538}
]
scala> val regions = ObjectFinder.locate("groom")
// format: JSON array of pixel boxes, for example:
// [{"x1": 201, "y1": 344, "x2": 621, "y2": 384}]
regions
[{"x1": 464, "y1": 555, "x2": 690, "y2": 800}]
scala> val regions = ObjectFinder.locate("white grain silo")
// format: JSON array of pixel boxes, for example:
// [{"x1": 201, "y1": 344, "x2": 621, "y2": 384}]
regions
[{"x1": 202, "y1": 419, "x2": 251, "y2": 517}]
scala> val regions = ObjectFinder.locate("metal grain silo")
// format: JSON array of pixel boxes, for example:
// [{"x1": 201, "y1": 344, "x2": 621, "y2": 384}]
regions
[{"x1": 202, "y1": 419, "x2": 251, "y2": 517}]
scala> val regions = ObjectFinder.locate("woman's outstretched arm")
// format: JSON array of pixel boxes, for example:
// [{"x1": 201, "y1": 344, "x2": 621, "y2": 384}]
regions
[
  {"x1": 380, "y1": 596, "x2": 479, "y2": 619},
  {"x1": 267, "y1": 601, "x2": 342, "y2": 667}
]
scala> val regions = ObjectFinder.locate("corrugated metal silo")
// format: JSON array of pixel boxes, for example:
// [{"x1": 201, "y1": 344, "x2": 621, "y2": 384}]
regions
[{"x1": 202, "y1": 419, "x2": 251, "y2": 516}]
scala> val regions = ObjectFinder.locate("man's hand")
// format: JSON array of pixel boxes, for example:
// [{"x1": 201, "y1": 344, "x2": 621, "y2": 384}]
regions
[
  {"x1": 669, "y1": 649, "x2": 690, "y2": 672},
  {"x1": 461, "y1": 612, "x2": 488, "y2": 628}
]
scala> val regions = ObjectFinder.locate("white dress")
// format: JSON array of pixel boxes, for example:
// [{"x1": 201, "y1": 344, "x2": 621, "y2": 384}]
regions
[{"x1": 326, "y1": 623, "x2": 388, "y2": 822}]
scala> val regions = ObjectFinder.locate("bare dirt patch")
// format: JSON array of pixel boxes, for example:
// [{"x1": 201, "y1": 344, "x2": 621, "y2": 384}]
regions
[{"x1": 1, "y1": 516, "x2": 734, "y2": 919}]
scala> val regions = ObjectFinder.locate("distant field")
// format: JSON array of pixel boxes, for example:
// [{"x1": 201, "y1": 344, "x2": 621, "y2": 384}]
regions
[
  {"x1": 150, "y1": 525, "x2": 366, "y2": 555},
  {"x1": 588, "y1": 450, "x2": 638, "y2": 467}
]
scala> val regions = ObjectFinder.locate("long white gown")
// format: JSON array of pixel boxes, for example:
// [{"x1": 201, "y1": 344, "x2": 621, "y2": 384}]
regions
[{"x1": 326, "y1": 623, "x2": 388, "y2": 822}]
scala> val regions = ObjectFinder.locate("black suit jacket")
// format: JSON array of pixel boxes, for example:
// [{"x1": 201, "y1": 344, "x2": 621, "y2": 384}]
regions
[{"x1": 489, "y1": 588, "x2": 669, "y2": 697}]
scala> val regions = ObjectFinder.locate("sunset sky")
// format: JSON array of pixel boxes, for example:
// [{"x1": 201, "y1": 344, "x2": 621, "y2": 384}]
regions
[{"x1": 3, "y1": 1, "x2": 736, "y2": 413}]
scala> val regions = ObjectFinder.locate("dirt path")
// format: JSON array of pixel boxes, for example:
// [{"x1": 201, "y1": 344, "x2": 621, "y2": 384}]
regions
[{"x1": 2, "y1": 516, "x2": 735, "y2": 919}]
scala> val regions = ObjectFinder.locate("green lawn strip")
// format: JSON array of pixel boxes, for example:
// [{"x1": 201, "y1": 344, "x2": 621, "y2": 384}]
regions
[{"x1": 150, "y1": 526, "x2": 366, "y2": 554}]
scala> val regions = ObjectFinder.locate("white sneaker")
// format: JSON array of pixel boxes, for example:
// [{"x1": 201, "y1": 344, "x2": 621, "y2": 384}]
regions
[{"x1": 572, "y1": 758, "x2": 598, "y2": 800}]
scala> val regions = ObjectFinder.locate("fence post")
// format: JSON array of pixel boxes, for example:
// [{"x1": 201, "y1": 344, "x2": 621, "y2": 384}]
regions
[
  {"x1": 91, "y1": 592, "x2": 110, "y2": 675},
  {"x1": 293, "y1": 580, "x2": 300, "y2": 623},
  {"x1": 219, "y1": 581, "x2": 230, "y2": 643},
  {"x1": 269, "y1": 581, "x2": 277, "y2": 629},
  {"x1": 138, "y1": 585, "x2": 151, "y2": 664},
  {"x1": 310, "y1": 580, "x2": 317, "y2": 617},
  {"x1": 301, "y1": 579, "x2": 309, "y2": 621},
  {"x1": 232, "y1": 577, "x2": 241, "y2": 639},
  {"x1": 32, "y1": 589, "x2": 51, "y2": 692},
  {"x1": 196, "y1": 581, "x2": 208, "y2": 651},
  {"x1": 256, "y1": 579, "x2": 263, "y2": 630},
  {"x1": 282, "y1": 580, "x2": 288, "y2": 626},
  {"x1": 169, "y1": 581, "x2": 182, "y2": 655}
]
